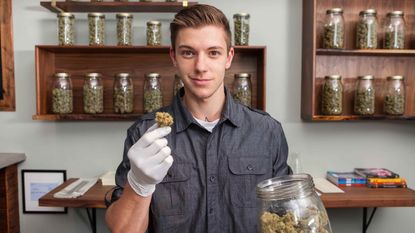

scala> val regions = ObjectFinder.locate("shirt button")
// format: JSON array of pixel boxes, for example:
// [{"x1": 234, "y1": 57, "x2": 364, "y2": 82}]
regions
[
  {"x1": 247, "y1": 164, "x2": 254, "y2": 171},
  {"x1": 209, "y1": 176, "x2": 216, "y2": 182}
]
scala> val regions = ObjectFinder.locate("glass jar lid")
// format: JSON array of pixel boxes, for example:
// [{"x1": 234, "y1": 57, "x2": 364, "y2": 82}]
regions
[
  {"x1": 146, "y1": 72, "x2": 160, "y2": 78},
  {"x1": 57, "y1": 12, "x2": 74, "y2": 18},
  {"x1": 235, "y1": 73, "x2": 251, "y2": 78},
  {"x1": 326, "y1": 8, "x2": 343, "y2": 14},
  {"x1": 86, "y1": 72, "x2": 102, "y2": 78},
  {"x1": 360, "y1": 9, "x2": 377, "y2": 16},
  {"x1": 116, "y1": 73, "x2": 130, "y2": 78},
  {"x1": 147, "y1": 20, "x2": 161, "y2": 26},
  {"x1": 387, "y1": 75, "x2": 404, "y2": 80},
  {"x1": 116, "y1": 13, "x2": 133, "y2": 18},
  {"x1": 358, "y1": 75, "x2": 374, "y2": 80},
  {"x1": 325, "y1": 75, "x2": 342, "y2": 80},
  {"x1": 88, "y1": 12, "x2": 105, "y2": 18},
  {"x1": 55, "y1": 72, "x2": 70, "y2": 78},
  {"x1": 233, "y1": 13, "x2": 250, "y2": 19},
  {"x1": 257, "y1": 174, "x2": 314, "y2": 201},
  {"x1": 387, "y1": 11, "x2": 404, "y2": 17}
]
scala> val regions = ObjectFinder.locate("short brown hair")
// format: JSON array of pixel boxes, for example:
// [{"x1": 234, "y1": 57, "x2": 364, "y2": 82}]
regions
[{"x1": 170, "y1": 4, "x2": 232, "y2": 51}]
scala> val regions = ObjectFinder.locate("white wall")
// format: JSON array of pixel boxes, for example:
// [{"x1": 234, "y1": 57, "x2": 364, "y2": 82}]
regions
[{"x1": 1, "y1": 0, "x2": 414, "y2": 232}]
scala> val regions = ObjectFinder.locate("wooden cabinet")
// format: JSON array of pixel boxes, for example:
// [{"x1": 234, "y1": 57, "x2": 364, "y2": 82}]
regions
[
  {"x1": 302, "y1": 0, "x2": 415, "y2": 121},
  {"x1": 34, "y1": 2, "x2": 267, "y2": 121}
]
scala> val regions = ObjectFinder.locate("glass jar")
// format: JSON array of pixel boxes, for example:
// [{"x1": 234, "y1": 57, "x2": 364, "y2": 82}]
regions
[
  {"x1": 384, "y1": 75, "x2": 405, "y2": 115},
  {"x1": 57, "y1": 13, "x2": 75, "y2": 46},
  {"x1": 233, "y1": 13, "x2": 250, "y2": 46},
  {"x1": 257, "y1": 174, "x2": 332, "y2": 233},
  {"x1": 173, "y1": 74, "x2": 184, "y2": 96},
  {"x1": 83, "y1": 73, "x2": 104, "y2": 114},
  {"x1": 116, "y1": 13, "x2": 133, "y2": 46},
  {"x1": 232, "y1": 73, "x2": 252, "y2": 107},
  {"x1": 356, "y1": 9, "x2": 378, "y2": 49},
  {"x1": 354, "y1": 75, "x2": 375, "y2": 115},
  {"x1": 321, "y1": 75, "x2": 343, "y2": 115},
  {"x1": 114, "y1": 73, "x2": 134, "y2": 114},
  {"x1": 384, "y1": 11, "x2": 405, "y2": 49},
  {"x1": 146, "y1": 21, "x2": 161, "y2": 46},
  {"x1": 88, "y1": 13, "x2": 105, "y2": 46},
  {"x1": 52, "y1": 72, "x2": 73, "y2": 114},
  {"x1": 144, "y1": 73, "x2": 163, "y2": 113},
  {"x1": 323, "y1": 8, "x2": 344, "y2": 49}
]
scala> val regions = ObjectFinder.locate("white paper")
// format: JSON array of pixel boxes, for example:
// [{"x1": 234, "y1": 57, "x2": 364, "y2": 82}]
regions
[{"x1": 314, "y1": 177, "x2": 344, "y2": 193}]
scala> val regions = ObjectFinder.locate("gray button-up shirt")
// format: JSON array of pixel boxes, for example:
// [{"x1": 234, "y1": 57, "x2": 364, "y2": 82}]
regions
[{"x1": 112, "y1": 88, "x2": 290, "y2": 233}]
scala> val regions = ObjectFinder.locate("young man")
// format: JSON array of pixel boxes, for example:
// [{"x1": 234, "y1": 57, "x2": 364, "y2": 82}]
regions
[{"x1": 106, "y1": 4, "x2": 290, "y2": 233}]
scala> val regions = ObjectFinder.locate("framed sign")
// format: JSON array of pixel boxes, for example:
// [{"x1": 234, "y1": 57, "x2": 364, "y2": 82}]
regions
[
  {"x1": 21, "y1": 169, "x2": 67, "y2": 213},
  {"x1": 0, "y1": 0, "x2": 15, "y2": 111}
]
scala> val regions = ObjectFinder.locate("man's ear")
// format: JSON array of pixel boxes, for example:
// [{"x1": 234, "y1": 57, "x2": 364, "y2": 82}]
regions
[
  {"x1": 169, "y1": 47, "x2": 177, "y2": 67},
  {"x1": 225, "y1": 47, "x2": 235, "y2": 69}
]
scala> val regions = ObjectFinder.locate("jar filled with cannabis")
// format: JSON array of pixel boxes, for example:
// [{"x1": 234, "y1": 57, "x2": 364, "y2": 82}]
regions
[
  {"x1": 384, "y1": 11, "x2": 405, "y2": 49},
  {"x1": 114, "y1": 73, "x2": 134, "y2": 114},
  {"x1": 144, "y1": 73, "x2": 163, "y2": 113},
  {"x1": 232, "y1": 73, "x2": 252, "y2": 107},
  {"x1": 356, "y1": 9, "x2": 378, "y2": 49},
  {"x1": 233, "y1": 13, "x2": 250, "y2": 46},
  {"x1": 116, "y1": 13, "x2": 133, "y2": 46},
  {"x1": 384, "y1": 75, "x2": 405, "y2": 115},
  {"x1": 257, "y1": 174, "x2": 332, "y2": 233},
  {"x1": 83, "y1": 73, "x2": 104, "y2": 114},
  {"x1": 88, "y1": 13, "x2": 105, "y2": 46},
  {"x1": 52, "y1": 72, "x2": 73, "y2": 114},
  {"x1": 173, "y1": 74, "x2": 184, "y2": 96},
  {"x1": 323, "y1": 8, "x2": 344, "y2": 49},
  {"x1": 321, "y1": 75, "x2": 343, "y2": 115},
  {"x1": 354, "y1": 75, "x2": 375, "y2": 115},
  {"x1": 57, "y1": 13, "x2": 75, "y2": 46},
  {"x1": 146, "y1": 21, "x2": 161, "y2": 46}
]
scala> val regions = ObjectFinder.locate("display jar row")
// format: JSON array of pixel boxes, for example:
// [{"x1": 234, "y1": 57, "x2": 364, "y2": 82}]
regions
[
  {"x1": 323, "y1": 8, "x2": 407, "y2": 49},
  {"x1": 57, "y1": 12, "x2": 252, "y2": 46},
  {"x1": 321, "y1": 75, "x2": 406, "y2": 116},
  {"x1": 51, "y1": 72, "x2": 254, "y2": 114}
]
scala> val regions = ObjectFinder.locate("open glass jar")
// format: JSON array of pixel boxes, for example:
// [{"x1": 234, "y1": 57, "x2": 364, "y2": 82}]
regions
[
  {"x1": 257, "y1": 174, "x2": 332, "y2": 233},
  {"x1": 52, "y1": 72, "x2": 73, "y2": 114}
]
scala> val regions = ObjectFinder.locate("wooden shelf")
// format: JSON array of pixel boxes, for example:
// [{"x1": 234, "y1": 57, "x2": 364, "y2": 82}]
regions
[
  {"x1": 34, "y1": 45, "x2": 266, "y2": 121},
  {"x1": 40, "y1": 1, "x2": 198, "y2": 13},
  {"x1": 302, "y1": 0, "x2": 415, "y2": 121}
]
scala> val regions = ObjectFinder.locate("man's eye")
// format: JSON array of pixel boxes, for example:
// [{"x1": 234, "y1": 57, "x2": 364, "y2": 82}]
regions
[
  {"x1": 209, "y1": 50, "x2": 221, "y2": 57},
  {"x1": 181, "y1": 50, "x2": 194, "y2": 58}
]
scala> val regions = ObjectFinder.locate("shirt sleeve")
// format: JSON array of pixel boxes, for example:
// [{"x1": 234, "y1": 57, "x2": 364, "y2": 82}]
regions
[{"x1": 272, "y1": 122, "x2": 291, "y2": 176}]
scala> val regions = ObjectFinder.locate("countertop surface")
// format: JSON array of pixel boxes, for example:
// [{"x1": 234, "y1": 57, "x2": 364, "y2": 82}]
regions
[{"x1": 0, "y1": 153, "x2": 26, "y2": 169}]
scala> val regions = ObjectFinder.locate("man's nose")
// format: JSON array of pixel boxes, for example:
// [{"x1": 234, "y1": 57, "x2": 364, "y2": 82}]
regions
[{"x1": 195, "y1": 53, "x2": 208, "y2": 73}]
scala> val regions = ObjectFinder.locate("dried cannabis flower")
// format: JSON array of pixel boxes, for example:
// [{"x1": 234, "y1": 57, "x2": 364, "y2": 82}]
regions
[
  {"x1": 116, "y1": 13, "x2": 133, "y2": 46},
  {"x1": 323, "y1": 8, "x2": 344, "y2": 49},
  {"x1": 321, "y1": 75, "x2": 343, "y2": 115},
  {"x1": 52, "y1": 89, "x2": 73, "y2": 114},
  {"x1": 88, "y1": 13, "x2": 105, "y2": 46},
  {"x1": 356, "y1": 9, "x2": 377, "y2": 49},
  {"x1": 57, "y1": 13, "x2": 75, "y2": 46},
  {"x1": 155, "y1": 112, "x2": 174, "y2": 127},
  {"x1": 233, "y1": 13, "x2": 250, "y2": 46},
  {"x1": 146, "y1": 21, "x2": 161, "y2": 46}
]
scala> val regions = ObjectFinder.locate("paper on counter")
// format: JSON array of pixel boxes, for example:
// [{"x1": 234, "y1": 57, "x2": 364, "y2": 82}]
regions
[{"x1": 314, "y1": 177, "x2": 344, "y2": 193}]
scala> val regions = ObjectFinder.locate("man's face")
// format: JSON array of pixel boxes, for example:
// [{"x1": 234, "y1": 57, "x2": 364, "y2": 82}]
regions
[{"x1": 170, "y1": 25, "x2": 234, "y2": 101}]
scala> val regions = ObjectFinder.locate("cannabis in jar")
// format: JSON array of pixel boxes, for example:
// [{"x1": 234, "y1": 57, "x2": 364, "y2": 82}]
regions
[
  {"x1": 384, "y1": 75, "x2": 405, "y2": 115},
  {"x1": 173, "y1": 74, "x2": 184, "y2": 96},
  {"x1": 146, "y1": 21, "x2": 161, "y2": 46},
  {"x1": 323, "y1": 8, "x2": 344, "y2": 49},
  {"x1": 354, "y1": 75, "x2": 375, "y2": 115},
  {"x1": 116, "y1": 13, "x2": 133, "y2": 46},
  {"x1": 88, "y1": 13, "x2": 105, "y2": 46},
  {"x1": 57, "y1": 13, "x2": 75, "y2": 46},
  {"x1": 356, "y1": 9, "x2": 378, "y2": 49},
  {"x1": 232, "y1": 73, "x2": 252, "y2": 107},
  {"x1": 52, "y1": 72, "x2": 73, "y2": 114},
  {"x1": 113, "y1": 73, "x2": 134, "y2": 114},
  {"x1": 83, "y1": 73, "x2": 104, "y2": 114},
  {"x1": 233, "y1": 13, "x2": 250, "y2": 46},
  {"x1": 322, "y1": 75, "x2": 343, "y2": 115},
  {"x1": 144, "y1": 73, "x2": 163, "y2": 113},
  {"x1": 384, "y1": 11, "x2": 405, "y2": 49}
]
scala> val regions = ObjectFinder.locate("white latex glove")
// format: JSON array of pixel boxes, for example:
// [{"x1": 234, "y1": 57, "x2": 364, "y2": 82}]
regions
[{"x1": 127, "y1": 123, "x2": 173, "y2": 197}]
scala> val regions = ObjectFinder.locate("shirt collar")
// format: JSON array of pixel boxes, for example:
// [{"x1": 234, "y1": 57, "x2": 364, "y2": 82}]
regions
[{"x1": 172, "y1": 87, "x2": 242, "y2": 133}]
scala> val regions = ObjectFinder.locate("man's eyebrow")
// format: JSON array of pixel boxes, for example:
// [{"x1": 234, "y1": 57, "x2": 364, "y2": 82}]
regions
[
  {"x1": 207, "y1": 46, "x2": 225, "y2": 51},
  {"x1": 177, "y1": 45, "x2": 194, "y2": 50}
]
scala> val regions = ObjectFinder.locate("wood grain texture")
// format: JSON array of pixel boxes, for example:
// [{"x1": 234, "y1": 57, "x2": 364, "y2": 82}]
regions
[
  {"x1": 34, "y1": 46, "x2": 266, "y2": 121},
  {"x1": 0, "y1": 165, "x2": 20, "y2": 233},
  {"x1": 0, "y1": 0, "x2": 15, "y2": 111},
  {"x1": 302, "y1": 0, "x2": 415, "y2": 121}
]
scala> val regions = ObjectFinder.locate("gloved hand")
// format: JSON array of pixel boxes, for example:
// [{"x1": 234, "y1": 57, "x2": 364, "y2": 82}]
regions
[{"x1": 127, "y1": 123, "x2": 173, "y2": 197}]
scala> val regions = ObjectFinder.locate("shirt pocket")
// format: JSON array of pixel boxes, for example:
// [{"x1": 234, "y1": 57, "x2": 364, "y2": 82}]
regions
[
  {"x1": 228, "y1": 157, "x2": 268, "y2": 208},
  {"x1": 151, "y1": 162, "x2": 191, "y2": 216}
]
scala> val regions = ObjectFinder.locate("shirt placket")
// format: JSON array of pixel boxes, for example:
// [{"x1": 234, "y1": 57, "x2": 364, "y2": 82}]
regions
[{"x1": 206, "y1": 129, "x2": 219, "y2": 233}]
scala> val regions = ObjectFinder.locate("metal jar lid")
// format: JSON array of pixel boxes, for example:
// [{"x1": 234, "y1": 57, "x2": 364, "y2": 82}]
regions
[
  {"x1": 326, "y1": 8, "x2": 343, "y2": 14},
  {"x1": 325, "y1": 75, "x2": 342, "y2": 80},
  {"x1": 387, "y1": 11, "x2": 404, "y2": 17},
  {"x1": 360, "y1": 9, "x2": 377, "y2": 16},
  {"x1": 55, "y1": 72, "x2": 70, "y2": 78},
  {"x1": 235, "y1": 73, "x2": 251, "y2": 78},
  {"x1": 116, "y1": 13, "x2": 133, "y2": 18},
  {"x1": 146, "y1": 72, "x2": 160, "y2": 78},
  {"x1": 88, "y1": 13, "x2": 105, "y2": 18},
  {"x1": 57, "y1": 12, "x2": 74, "y2": 18},
  {"x1": 358, "y1": 75, "x2": 374, "y2": 80},
  {"x1": 233, "y1": 13, "x2": 250, "y2": 19},
  {"x1": 116, "y1": 73, "x2": 130, "y2": 79},
  {"x1": 86, "y1": 72, "x2": 102, "y2": 78},
  {"x1": 147, "y1": 20, "x2": 161, "y2": 26},
  {"x1": 387, "y1": 75, "x2": 404, "y2": 80}
]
